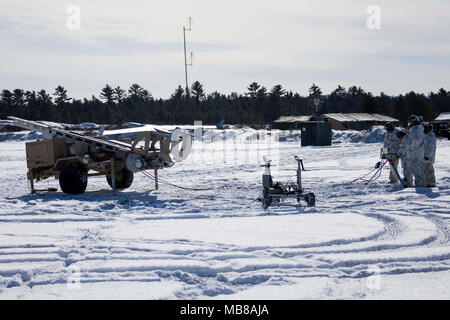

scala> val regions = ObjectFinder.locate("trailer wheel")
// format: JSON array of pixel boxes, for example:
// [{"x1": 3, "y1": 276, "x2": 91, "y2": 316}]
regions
[
  {"x1": 262, "y1": 194, "x2": 272, "y2": 210},
  {"x1": 305, "y1": 192, "x2": 316, "y2": 206},
  {"x1": 59, "y1": 163, "x2": 88, "y2": 194},
  {"x1": 107, "y1": 169, "x2": 134, "y2": 190}
]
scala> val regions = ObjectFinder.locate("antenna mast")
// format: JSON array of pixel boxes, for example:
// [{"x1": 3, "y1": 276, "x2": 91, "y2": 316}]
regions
[{"x1": 183, "y1": 17, "x2": 193, "y2": 105}]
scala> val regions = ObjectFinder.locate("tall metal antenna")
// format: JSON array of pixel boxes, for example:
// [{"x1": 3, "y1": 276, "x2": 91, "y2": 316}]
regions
[{"x1": 183, "y1": 17, "x2": 193, "y2": 104}]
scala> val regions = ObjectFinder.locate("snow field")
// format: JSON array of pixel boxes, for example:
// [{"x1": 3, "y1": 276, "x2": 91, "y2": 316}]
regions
[{"x1": 0, "y1": 128, "x2": 449, "y2": 299}]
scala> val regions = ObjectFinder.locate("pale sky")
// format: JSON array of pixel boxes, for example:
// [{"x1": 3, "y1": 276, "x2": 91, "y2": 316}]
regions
[{"x1": 0, "y1": 0, "x2": 449, "y2": 99}]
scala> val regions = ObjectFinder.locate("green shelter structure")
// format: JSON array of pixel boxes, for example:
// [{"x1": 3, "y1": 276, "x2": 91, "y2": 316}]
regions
[{"x1": 272, "y1": 115, "x2": 332, "y2": 146}]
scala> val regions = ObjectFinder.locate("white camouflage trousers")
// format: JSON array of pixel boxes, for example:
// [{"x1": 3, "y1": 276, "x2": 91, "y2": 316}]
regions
[
  {"x1": 389, "y1": 158, "x2": 400, "y2": 183},
  {"x1": 411, "y1": 161, "x2": 426, "y2": 187},
  {"x1": 423, "y1": 162, "x2": 436, "y2": 187},
  {"x1": 400, "y1": 158, "x2": 411, "y2": 186},
  {"x1": 402, "y1": 158, "x2": 426, "y2": 187}
]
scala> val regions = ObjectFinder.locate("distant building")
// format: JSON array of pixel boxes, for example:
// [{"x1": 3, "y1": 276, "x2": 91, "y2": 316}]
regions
[
  {"x1": 272, "y1": 116, "x2": 315, "y2": 130},
  {"x1": 272, "y1": 113, "x2": 399, "y2": 146},
  {"x1": 322, "y1": 113, "x2": 399, "y2": 131},
  {"x1": 433, "y1": 112, "x2": 450, "y2": 125},
  {"x1": 273, "y1": 113, "x2": 399, "y2": 132},
  {"x1": 432, "y1": 112, "x2": 450, "y2": 139}
]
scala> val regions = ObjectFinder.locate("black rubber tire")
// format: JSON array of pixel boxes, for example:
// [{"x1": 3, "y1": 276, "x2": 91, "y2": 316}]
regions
[
  {"x1": 106, "y1": 169, "x2": 134, "y2": 190},
  {"x1": 305, "y1": 192, "x2": 316, "y2": 206},
  {"x1": 263, "y1": 198, "x2": 272, "y2": 210},
  {"x1": 261, "y1": 191, "x2": 272, "y2": 209},
  {"x1": 59, "y1": 163, "x2": 88, "y2": 195}
]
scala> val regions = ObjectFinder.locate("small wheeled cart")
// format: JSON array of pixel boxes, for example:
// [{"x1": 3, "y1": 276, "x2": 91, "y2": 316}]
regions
[{"x1": 259, "y1": 156, "x2": 316, "y2": 209}]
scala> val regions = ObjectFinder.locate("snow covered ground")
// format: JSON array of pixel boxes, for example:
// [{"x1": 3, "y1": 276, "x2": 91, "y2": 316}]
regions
[{"x1": 0, "y1": 127, "x2": 449, "y2": 299}]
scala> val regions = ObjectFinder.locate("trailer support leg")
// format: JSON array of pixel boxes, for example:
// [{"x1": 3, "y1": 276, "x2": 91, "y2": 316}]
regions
[
  {"x1": 154, "y1": 169, "x2": 159, "y2": 190},
  {"x1": 111, "y1": 158, "x2": 116, "y2": 191},
  {"x1": 29, "y1": 179, "x2": 35, "y2": 194},
  {"x1": 28, "y1": 170, "x2": 36, "y2": 194}
]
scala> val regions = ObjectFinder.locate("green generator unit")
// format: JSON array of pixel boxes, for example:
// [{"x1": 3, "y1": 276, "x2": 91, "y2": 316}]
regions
[{"x1": 300, "y1": 121, "x2": 332, "y2": 146}]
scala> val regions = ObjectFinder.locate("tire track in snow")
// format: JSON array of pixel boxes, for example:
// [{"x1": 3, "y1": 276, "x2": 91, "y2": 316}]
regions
[
  {"x1": 425, "y1": 214, "x2": 450, "y2": 244},
  {"x1": 1, "y1": 140, "x2": 450, "y2": 299}
]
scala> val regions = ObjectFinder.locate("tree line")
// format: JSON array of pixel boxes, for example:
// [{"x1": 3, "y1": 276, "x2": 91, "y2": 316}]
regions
[{"x1": 0, "y1": 82, "x2": 448, "y2": 126}]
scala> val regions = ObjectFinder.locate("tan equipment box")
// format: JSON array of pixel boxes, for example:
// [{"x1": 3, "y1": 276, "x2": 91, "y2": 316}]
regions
[{"x1": 26, "y1": 138, "x2": 69, "y2": 169}]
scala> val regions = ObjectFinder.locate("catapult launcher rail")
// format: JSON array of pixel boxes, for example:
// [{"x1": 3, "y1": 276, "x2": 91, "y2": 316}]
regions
[{"x1": 8, "y1": 116, "x2": 191, "y2": 194}]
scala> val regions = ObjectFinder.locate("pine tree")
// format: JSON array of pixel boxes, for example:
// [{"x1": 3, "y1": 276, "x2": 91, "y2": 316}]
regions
[
  {"x1": 257, "y1": 86, "x2": 267, "y2": 98},
  {"x1": 54, "y1": 86, "x2": 71, "y2": 106},
  {"x1": 331, "y1": 85, "x2": 346, "y2": 98},
  {"x1": 113, "y1": 86, "x2": 126, "y2": 104},
  {"x1": 170, "y1": 85, "x2": 185, "y2": 102},
  {"x1": 247, "y1": 82, "x2": 261, "y2": 98},
  {"x1": 308, "y1": 83, "x2": 322, "y2": 98},
  {"x1": 100, "y1": 84, "x2": 115, "y2": 104},
  {"x1": 128, "y1": 83, "x2": 152, "y2": 102},
  {"x1": 270, "y1": 84, "x2": 286, "y2": 98},
  {"x1": 1, "y1": 90, "x2": 13, "y2": 106},
  {"x1": 191, "y1": 81, "x2": 205, "y2": 104},
  {"x1": 12, "y1": 89, "x2": 25, "y2": 107}
]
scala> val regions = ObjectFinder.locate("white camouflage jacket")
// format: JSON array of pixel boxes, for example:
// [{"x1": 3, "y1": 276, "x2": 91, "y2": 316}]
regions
[
  {"x1": 398, "y1": 135, "x2": 409, "y2": 160},
  {"x1": 406, "y1": 124, "x2": 425, "y2": 161},
  {"x1": 424, "y1": 131, "x2": 437, "y2": 163},
  {"x1": 383, "y1": 129, "x2": 401, "y2": 155}
]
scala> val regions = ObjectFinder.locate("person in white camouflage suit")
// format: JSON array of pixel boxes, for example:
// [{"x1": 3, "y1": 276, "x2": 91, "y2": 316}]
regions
[
  {"x1": 406, "y1": 115, "x2": 426, "y2": 187},
  {"x1": 423, "y1": 123, "x2": 437, "y2": 187},
  {"x1": 383, "y1": 122, "x2": 401, "y2": 183},
  {"x1": 397, "y1": 130, "x2": 411, "y2": 187}
]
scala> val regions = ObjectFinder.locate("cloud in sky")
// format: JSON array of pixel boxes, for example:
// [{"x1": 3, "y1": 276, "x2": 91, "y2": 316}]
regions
[{"x1": 0, "y1": 0, "x2": 449, "y2": 99}]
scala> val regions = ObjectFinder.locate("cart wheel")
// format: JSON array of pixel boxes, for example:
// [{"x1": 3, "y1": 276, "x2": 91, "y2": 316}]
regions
[
  {"x1": 262, "y1": 196, "x2": 272, "y2": 209},
  {"x1": 59, "y1": 162, "x2": 88, "y2": 194},
  {"x1": 305, "y1": 192, "x2": 316, "y2": 206},
  {"x1": 107, "y1": 168, "x2": 134, "y2": 190}
]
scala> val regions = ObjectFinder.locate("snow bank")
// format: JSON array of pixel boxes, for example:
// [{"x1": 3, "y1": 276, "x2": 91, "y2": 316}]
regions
[
  {"x1": 202, "y1": 127, "x2": 258, "y2": 142},
  {"x1": 333, "y1": 126, "x2": 386, "y2": 144},
  {"x1": 75, "y1": 123, "x2": 100, "y2": 130},
  {"x1": 0, "y1": 131, "x2": 43, "y2": 142},
  {"x1": 202, "y1": 126, "x2": 386, "y2": 145},
  {"x1": 0, "y1": 119, "x2": 390, "y2": 145}
]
